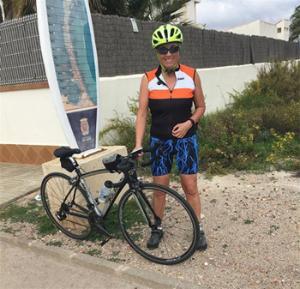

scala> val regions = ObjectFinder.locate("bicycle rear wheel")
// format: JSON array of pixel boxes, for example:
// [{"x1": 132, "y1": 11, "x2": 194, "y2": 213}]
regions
[
  {"x1": 41, "y1": 172, "x2": 92, "y2": 239},
  {"x1": 118, "y1": 183, "x2": 199, "y2": 265}
]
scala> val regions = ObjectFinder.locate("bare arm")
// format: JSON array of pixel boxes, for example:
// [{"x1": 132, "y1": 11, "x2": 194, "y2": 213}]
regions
[
  {"x1": 172, "y1": 71, "x2": 206, "y2": 138},
  {"x1": 135, "y1": 74, "x2": 149, "y2": 149},
  {"x1": 190, "y1": 71, "x2": 206, "y2": 122}
]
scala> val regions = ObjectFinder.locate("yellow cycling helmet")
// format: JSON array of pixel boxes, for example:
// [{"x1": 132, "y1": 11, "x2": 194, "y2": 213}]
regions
[{"x1": 152, "y1": 24, "x2": 183, "y2": 49}]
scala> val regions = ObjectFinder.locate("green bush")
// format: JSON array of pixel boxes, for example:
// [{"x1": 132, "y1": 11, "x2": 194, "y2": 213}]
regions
[
  {"x1": 99, "y1": 97, "x2": 151, "y2": 151},
  {"x1": 232, "y1": 61, "x2": 300, "y2": 109},
  {"x1": 199, "y1": 61, "x2": 300, "y2": 173},
  {"x1": 100, "y1": 61, "x2": 300, "y2": 174}
]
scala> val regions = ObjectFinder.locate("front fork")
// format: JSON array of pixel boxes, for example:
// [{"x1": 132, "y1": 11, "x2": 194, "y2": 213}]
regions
[{"x1": 131, "y1": 182, "x2": 161, "y2": 229}]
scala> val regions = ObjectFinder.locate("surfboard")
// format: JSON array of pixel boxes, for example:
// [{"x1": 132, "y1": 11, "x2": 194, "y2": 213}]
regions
[{"x1": 37, "y1": 0, "x2": 100, "y2": 152}]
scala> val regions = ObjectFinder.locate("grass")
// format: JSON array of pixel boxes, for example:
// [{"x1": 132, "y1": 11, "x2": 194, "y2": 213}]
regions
[
  {"x1": 0, "y1": 227, "x2": 17, "y2": 234},
  {"x1": 0, "y1": 201, "x2": 58, "y2": 236},
  {"x1": 88, "y1": 198, "x2": 146, "y2": 243},
  {"x1": 243, "y1": 219, "x2": 255, "y2": 224},
  {"x1": 0, "y1": 194, "x2": 148, "y2": 246},
  {"x1": 268, "y1": 224, "x2": 280, "y2": 235},
  {"x1": 107, "y1": 250, "x2": 126, "y2": 262},
  {"x1": 87, "y1": 204, "x2": 123, "y2": 242},
  {"x1": 46, "y1": 240, "x2": 63, "y2": 247},
  {"x1": 85, "y1": 248, "x2": 102, "y2": 256}
]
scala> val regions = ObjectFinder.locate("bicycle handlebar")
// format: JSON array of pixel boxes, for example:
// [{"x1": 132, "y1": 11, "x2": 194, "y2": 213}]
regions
[
  {"x1": 128, "y1": 143, "x2": 161, "y2": 168},
  {"x1": 54, "y1": 143, "x2": 162, "y2": 174}
]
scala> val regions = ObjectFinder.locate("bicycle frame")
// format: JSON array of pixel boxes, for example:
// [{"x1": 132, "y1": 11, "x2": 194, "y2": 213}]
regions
[
  {"x1": 43, "y1": 146, "x2": 200, "y2": 264},
  {"x1": 71, "y1": 166, "x2": 157, "y2": 226}
]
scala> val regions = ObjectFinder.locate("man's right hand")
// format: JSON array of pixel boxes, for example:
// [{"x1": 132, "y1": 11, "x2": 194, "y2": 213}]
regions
[{"x1": 132, "y1": 147, "x2": 144, "y2": 158}]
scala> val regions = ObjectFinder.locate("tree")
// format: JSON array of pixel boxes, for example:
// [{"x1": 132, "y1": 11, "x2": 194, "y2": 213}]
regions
[
  {"x1": 290, "y1": 5, "x2": 300, "y2": 41},
  {"x1": 0, "y1": 0, "x2": 4, "y2": 22},
  {"x1": 90, "y1": 0, "x2": 190, "y2": 23},
  {"x1": 149, "y1": 0, "x2": 191, "y2": 23},
  {"x1": 90, "y1": 0, "x2": 127, "y2": 16},
  {"x1": 1, "y1": 0, "x2": 36, "y2": 20},
  {"x1": 89, "y1": 0, "x2": 103, "y2": 13},
  {"x1": 1, "y1": 0, "x2": 190, "y2": 25},
  {"x1": 127, "y1": 0, "x2": 151, "y2": 20}
]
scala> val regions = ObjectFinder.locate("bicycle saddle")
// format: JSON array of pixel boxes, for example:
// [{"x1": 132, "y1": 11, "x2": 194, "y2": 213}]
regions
[{"x1": 54, "y1": 146, "x2": 81, "y2": 158}]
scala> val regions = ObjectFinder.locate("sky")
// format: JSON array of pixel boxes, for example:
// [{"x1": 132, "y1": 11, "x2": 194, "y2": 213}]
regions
[{"x1": 196, "y1": 0, "x2": 299, "y2": 31}]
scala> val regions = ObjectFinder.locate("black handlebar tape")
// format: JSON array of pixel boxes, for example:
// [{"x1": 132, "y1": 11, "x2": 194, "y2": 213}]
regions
[{"x1": 140, "y1": 143, "x2": 161, "y2": 167}]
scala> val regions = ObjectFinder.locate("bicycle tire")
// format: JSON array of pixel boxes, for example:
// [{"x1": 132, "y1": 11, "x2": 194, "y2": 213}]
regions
[
  {"x1": 118, "y1": 183, "x2": 199, "y2": 265},
  {"x1": 41, "y1": 172, "x2": 92, "y2": 239}
]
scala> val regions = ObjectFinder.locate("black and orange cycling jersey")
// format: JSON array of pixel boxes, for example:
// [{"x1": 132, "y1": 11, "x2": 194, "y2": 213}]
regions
[{"x1": 145, "y1": 64, "x2": 197, "y2": 139}]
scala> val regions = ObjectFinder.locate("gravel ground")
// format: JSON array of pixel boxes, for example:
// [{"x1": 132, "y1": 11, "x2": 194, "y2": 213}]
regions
[{"x1": 1, "y1": 171, "x2": 299, "y2": 289}]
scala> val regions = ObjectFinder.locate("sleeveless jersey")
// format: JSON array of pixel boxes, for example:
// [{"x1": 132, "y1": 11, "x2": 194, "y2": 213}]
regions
[{"x1": 145, "y1": 64, "x2": 196, "y2": 139}]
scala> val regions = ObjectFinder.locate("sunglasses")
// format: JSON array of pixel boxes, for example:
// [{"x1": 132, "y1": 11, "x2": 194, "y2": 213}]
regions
[{"x1": 156, "y1": 45, "x2": 180, "y2": 55}]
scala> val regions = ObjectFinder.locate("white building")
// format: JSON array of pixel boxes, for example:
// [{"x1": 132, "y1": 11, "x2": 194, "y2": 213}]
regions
[
  {"x1": 275, "y1": 19, "x2": 291, "y2": 41},
  {"x1": 175, "y1": 0, "x2": 203, "y2": 27},
  {"x1": 227, "y1": 19, "x2": 291, "y2": 41}
]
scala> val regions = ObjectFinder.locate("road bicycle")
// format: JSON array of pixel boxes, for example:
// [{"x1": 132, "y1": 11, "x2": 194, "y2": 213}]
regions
[{"x1": 40, "y1": 146, "x2": 199, "y2": 265}]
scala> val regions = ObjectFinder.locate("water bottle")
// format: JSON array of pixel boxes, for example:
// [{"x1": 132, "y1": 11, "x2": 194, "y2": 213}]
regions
[{"x1": 98, "y1": 181, "x2": 114, "y2": 203}]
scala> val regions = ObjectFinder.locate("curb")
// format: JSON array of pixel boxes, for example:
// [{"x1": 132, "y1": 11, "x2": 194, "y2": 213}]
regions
[
  {"x1": 0, "y1": 232, "x2": 204, "y2": 289},
  {"x1": 0, "y1": 186, "x2": 40, "y2": 209}
]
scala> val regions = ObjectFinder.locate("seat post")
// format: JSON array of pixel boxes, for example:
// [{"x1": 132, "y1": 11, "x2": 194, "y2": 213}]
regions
[{"x1": 70, "y1": 157, "x2": 81, "y2": 176}]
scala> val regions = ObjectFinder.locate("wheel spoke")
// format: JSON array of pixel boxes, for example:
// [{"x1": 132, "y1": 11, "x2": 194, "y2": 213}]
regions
[
  {"x1": 119, "y1": 184, "x2": 197, "y2": 265},
  {"x1": 41, "y1": 173, "x2": 91, "y2": 239},
  {"x1": 62, "y1": 218, "x2": 89, "y2": 228}
]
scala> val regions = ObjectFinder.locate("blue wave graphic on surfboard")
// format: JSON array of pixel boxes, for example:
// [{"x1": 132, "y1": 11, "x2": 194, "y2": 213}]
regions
[{"x1": 38, "y1": 0, "x2": 100, "y2": 151}]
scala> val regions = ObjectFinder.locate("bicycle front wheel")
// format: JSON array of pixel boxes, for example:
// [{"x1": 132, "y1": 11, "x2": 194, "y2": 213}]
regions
[
  {"x1": 118, "y1": 183, "x2": 199, "y2": 265},
  {"x1": 41, "y1": 172, "x2": 92, "y2": 239}
]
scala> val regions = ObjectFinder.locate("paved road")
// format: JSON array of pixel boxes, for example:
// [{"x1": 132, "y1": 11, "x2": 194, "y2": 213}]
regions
[
  {"x1": 0, "y1": 239, "x2": 150, "y2": 289},
  {"x1": 0, "y1": 162, "x2": 42, "y2": 207}
]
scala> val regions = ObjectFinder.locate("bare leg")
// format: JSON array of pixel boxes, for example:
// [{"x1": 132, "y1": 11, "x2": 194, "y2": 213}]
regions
[
  {"x1": 180, "y1": 174, "x2": 201, "y2": 221},
  {"x1": 152, "y1": 175, "x2": 169, "y2": 220}
]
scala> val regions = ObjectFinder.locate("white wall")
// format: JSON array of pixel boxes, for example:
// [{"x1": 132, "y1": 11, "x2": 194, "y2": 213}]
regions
[
  {"x1": 0, "y1": 89, "x2": 68, "y2": 145},
  {"x1": 199, "y1": 63, "x2": 266, "y2": 112},
  {"x1": 0, "y1": 62, "x2": 278, "y2": 146},
  {"x1": 260, "y1": 21, "x2": 276, "y2": 39},
  {"x1": 228, "y1": 20, "x2": 261, "y2": 36},
  {"x1": 101, "y1": 63, "x2": 268, "y2": 125},
  {"x1": 227, "y1": 19, "x2": 290, "y2": 41}
]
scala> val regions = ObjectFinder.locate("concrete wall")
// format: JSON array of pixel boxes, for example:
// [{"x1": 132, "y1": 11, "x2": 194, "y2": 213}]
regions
[
  {"x1": 228, "y1": 20, "x2": 261, "y2": 36},
  {"x1": 260, "y1": 21, "x2": 277, "y2": 39},
  {"x1": 228, "y1": 20, "x2": 277, "y2": 39},
  {"x1": 0, "y1": 88, "x2": 68, "y2": 145},
  {"x1": 1, "y1": 62, "x2": 272, "y2": 147}
]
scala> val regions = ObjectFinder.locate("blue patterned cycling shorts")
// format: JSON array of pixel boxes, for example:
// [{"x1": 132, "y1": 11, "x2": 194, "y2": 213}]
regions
[{"x1": 150, "y1": 134, "x2": 199, "y2": 176}]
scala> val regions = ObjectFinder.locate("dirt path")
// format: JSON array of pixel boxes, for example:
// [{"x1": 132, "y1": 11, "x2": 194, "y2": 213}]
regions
[{"x1": 1, "y1": 171, "x2": 299, "y2": 289}]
